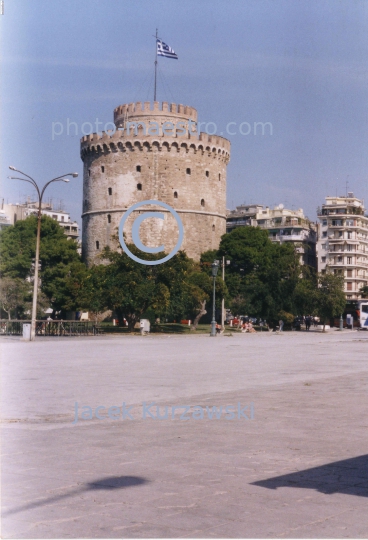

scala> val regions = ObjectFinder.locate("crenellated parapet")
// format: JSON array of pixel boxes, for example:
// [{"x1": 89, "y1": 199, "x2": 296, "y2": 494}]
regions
[
  {"x1": 114, "y1": 101, "x2": 198, "y2": 125},
  {"x1": 80, "y1": 130, "x2": 230, "y2": 162}
]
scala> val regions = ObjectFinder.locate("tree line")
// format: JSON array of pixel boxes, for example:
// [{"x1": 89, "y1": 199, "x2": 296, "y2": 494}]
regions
[{"x1": 0, "y1": 215, "x2": 348, "y2": 329}]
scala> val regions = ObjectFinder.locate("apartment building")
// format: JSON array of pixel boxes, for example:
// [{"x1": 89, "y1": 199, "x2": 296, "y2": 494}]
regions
[
  {"x1": 317, "y1": 194, "x2": 368, "y2": 300},
  {"x1": 227, "y1": 203, "x2": 317, "y2": 267},
  {"x1": 1, "y1": 198, "x2": 79, "y2": 240}
]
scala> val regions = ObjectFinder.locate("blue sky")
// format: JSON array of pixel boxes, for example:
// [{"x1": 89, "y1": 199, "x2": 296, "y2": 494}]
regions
[{"x1": 1, "y1": 0, "x2": 368, "y2": 226}]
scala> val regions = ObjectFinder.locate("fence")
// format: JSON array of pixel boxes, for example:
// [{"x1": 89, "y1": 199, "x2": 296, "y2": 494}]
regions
[{"x1": 0, "y1": 320, "x2": 100, "y2": 337}]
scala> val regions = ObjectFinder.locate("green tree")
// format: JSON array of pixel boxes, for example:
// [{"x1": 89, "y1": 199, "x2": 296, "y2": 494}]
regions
[
  {"x1": 316, "y1": 271, "x2": 346, "y2": 331},
  {"x1": 0, "y1": 277, "x2": 29, "y2": 319},
  {"x1": 214, "y1": 227, "x2": 301, "y2": 323},
  {"x1": 359, "y1": 285, "x2": 368, "y2": 299},
  {"x1": 0, "y1": 215, "x2": 85, "y2": 314}
]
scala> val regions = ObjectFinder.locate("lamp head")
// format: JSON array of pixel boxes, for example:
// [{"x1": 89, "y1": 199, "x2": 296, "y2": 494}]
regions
[
  {"x1": 9, "y1": 166, "x2": 16, "y2": 171},
  {"x1": 211, "y1": 261, "x2": 219, "y2": 277},
  {"x1": 62, "y1": 178, "x2": 70, "y2": 183},
  {"x1": 72, "y1": 173, "x2": 78, "y2": 178}
]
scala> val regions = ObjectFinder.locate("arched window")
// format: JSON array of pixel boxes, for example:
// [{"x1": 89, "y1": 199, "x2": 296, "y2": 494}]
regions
[
  {"x1": 201, "y1": 199, "x2": 205, "y2": 207},
  {"x1": 174, "y1": 191, "x2": 178, "y2": 199},
  {"x1": 186, "y1": 168, "x2": 191, "y2": 175},
  {"x1": 107, "y1": 214, "x2": 111, "y2": 224},
  {"x1": 96, "y1": 241, "x2": 100, "y2": 250},
  {"x1": 137, "y1": 183, "x2": 142, "y2": 191}
]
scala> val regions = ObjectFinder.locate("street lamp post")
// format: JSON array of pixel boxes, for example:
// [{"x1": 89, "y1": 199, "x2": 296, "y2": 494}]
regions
[
  {"x1": 8, "y1": 167, "x2": 78, "y2": 341},
  {"x1": 220, "y1": 256, "x2": 231, "y2": 328},
  {"x1": 210, "y1": 260, "x2": 219, "y2": 337}
]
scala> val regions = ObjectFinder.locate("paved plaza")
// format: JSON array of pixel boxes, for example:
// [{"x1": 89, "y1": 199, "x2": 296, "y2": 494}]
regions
[{"x1": 1, "y1": 330, "x2": 368, "y2": 538}]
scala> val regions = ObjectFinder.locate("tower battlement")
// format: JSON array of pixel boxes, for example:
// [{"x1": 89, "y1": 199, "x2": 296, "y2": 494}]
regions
[{"x1": 114, "y1": 101, "x2": 198, "y2": 125}]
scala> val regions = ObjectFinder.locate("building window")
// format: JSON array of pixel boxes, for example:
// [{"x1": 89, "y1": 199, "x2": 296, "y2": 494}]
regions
[
  {"x1": 96, "y1": 241, "x2": 100, "y2": 250},
  {"x1": 212, "y1": 224, "x2": 215, "y2": 231},
  {"x1": 205, "y1": 170, "x2": 209, "y2": 177},
  {"x1": 88, "y1": 169, "x2": 91, "y2": 177},
  {"x1": 347, "y1": 257, "x2": 352, "y2": 264},
  {"x1": 322, "y1": 220, "x2": 327, "y2": 226},
  {"x1": 137, "y1": 183, "x2": 142, "y2": 191},
  {"x1": 101, "y1": 166, "x2": 105, "y2": 173},
  {"x1": 186, "y1": 168, "x2": 191, "y2": 175},
  {"x1": 201, "y1": 199, "x2": 205, "y2": 207},
  {"x1": 108, "y1": 187, "x2": 112, "y2": 195},
  {"x1": 347, "y1": 269, "x2": 352, "y2": 277},
  {"x1": 107, "y1": 214, "x2": 111, "y2": 224},
  {"x1": 337, "y1": 256, "x2": 342, "y2": 262},
  {"x1": 347, "y1": 244, "x2": 353, "y2": 251},
  {"x1": 61, "y1": 216, "x2": 64, "y2": 222},
  {"x1": 321, "y1": 256, "x2": 326, "y2": 263},
  {"x1": 347, "y1": 282, "x2": 353, "y2": 291},
  {"x1": 219, "y1": 173, "x2": 221, "y2": 181},
  {"x1": 136, "y1": 165, "x2": 141, "y2": 172},
  {"x1": 322, "y1": 231, "x2": 327, "y2": 238},
  {"x1": 174, "y1": 191, "x2": 178, "y2": 199}
]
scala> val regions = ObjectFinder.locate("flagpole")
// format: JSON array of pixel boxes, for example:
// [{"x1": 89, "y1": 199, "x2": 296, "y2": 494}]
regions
[{"x1": 154, "y1": 28, "x2": 158, "y2": 101}]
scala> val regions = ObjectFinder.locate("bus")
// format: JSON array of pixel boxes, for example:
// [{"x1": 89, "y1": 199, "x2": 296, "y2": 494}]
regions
[{"x1": 358, "y1": 300, "x2": 368, "y2": 329}]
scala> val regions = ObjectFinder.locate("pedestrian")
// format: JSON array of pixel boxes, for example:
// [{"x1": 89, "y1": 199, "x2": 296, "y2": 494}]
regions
[
  {"x1": 305, "y1": 316, "x2": 311, "y2": 331},
  {"x1": 279, "y1": 319, "x2": 284, "y2": 332}
]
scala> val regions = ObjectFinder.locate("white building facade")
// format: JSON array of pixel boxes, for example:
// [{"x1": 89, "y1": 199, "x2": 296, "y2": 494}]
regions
[
  {"x1": 317, "y1": 194, "x2": 368, "y2": 300},
  {"x1": 1, "y1": 199, "x2": 79, "y2": 240},
  {"x1": 227, "y1": 204, "x2": 317, "y2": 267}
]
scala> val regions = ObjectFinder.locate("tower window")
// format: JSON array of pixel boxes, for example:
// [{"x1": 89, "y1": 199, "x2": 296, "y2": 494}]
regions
[
  {"x1": 201, "y1": 199, "x2": 205, "y2": 207},
  {"x1": 107, "y1": 214, "x2": 111, "y2": 224},
  {"x1": 108, "y1": 187, "x2": 112, "y2": 195},
  {"x1": 88, "y1": 169, "x2": 91, "y2": 177},
  {"x1": 186, "y1": 168, "x2": 191, "y2": 175},
  {"x1": 174, "y1": 191, "x2": 178, "y2": 199},
  {"x1": 206, "y1": 171, "x2": 209, "y2": 177},
  {"x1": 96, "y1": 241, "x2": 100, "y2": 250},
  {"x1": 101, "y1": 166, "x2": 105, "y2": 173},
  {"x1": 212, "y1": 224, "x2": 215, "y2": 231},
  {"x1": 136, "y1": 165, "x2": 141, "y2": 172},
  {"x1": 137, "y1": 183, "x2": 142, "y2": 191},
  {"x1": 218, "y1": 173, "x2": 221, "y2": 181}
]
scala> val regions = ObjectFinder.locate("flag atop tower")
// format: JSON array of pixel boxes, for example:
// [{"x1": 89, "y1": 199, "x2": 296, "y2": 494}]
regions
[{"x1": 156, "y1": 39, "x2": 178, "y2": 59}]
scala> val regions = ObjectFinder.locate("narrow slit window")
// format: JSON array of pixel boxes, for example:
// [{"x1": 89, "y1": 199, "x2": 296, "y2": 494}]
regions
[
  {"x1": 108, "y1": 187, "x2": 112, "y2": 195},
  {"x1": 201, "y1": 199, "x2": 205, "y2": 207},
  {"x1": 218, "y1": 173, "x2": 221, "y2": 181},
  {"x1": 186, "y1": 168, "x2": 191, "y2": 175},
  {"x1": 136, "y1": 165, "x2": 141, "y2": 172},
  {"x1": 107, "y1": 214, "x2": 111, "y2": 224},
  {"x1": 206, "y1": 171, "x2": 209, "y2": 177},
  {"x1": 101, "y1": 166, "x2": 105, "y2": 173},
  {"x1": 174, "y1": 191, "x2": 178, "y2": 199},
  {"x1": 88, "y1": 169, "x2": 91, "y2": 177},
  {"x1": 96, "y1": 241, "x2": 100, "y2": 250},
  {"x1": 137, "y1": 183, "x2": 142, "y2": 191}
]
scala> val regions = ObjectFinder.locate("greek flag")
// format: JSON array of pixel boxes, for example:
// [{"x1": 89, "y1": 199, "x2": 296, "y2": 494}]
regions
[{"x1": 157, "y1": 39, "x2": 178, "y2": 59}]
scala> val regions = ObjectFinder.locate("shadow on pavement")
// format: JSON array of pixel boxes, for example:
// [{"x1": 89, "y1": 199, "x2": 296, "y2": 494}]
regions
[
  {"x1": 2, "y1": 475, "x2": 148, "y2": 516},
  {"x1": 251, "y1": 454, "x2": 368, "y2": 497}
]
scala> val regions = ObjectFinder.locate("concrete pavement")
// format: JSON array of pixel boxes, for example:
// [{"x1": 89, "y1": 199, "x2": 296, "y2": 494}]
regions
[{"x1": 1, "y1": 331, "x2": 368, "y2": 538}]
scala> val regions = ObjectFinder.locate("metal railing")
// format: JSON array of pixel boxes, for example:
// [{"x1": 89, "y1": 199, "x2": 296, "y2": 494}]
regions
[{"x1": 0, "y1": 320, "x2": 100, "y2": 336}]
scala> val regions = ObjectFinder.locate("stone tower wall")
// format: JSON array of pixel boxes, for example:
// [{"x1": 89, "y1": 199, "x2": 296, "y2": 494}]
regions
[{"x1": 80, "y1": 101, "x2": 230, "y2": 264}]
